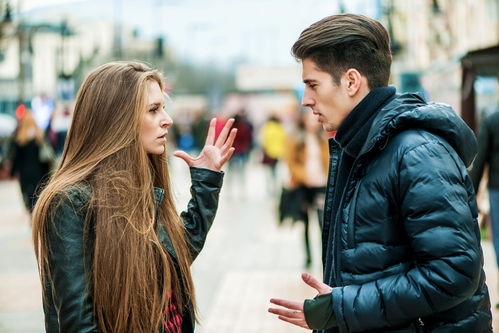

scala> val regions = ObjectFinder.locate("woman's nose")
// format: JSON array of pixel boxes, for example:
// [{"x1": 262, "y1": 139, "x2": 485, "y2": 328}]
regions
[{"x1": 160, "y1": 113, "x2": 173, "y2": 128}]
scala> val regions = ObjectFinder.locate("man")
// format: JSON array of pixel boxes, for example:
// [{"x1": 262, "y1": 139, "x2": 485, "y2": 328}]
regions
[
  {"x1": 471, "y1": 108, "x2": 499, "y2": 308},
  {"x1": 268, "y1": 14, "x2": 491, "y2": 332}
]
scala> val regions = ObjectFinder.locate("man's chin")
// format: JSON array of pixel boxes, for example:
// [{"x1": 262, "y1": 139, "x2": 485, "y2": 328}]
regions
[{"x1": 322, "y1": 123, "x2": 336, "y2": 133}]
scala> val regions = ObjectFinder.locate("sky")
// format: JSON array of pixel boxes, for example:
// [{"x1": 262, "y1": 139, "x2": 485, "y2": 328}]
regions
[{"x1": 20, "y1": 0, "x2": 381, "y2": 68}]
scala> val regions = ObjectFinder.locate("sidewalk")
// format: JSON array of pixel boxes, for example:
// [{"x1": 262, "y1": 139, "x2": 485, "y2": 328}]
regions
[{"x1": 0, "y1": 161, "x2": 497, "y2": 332}]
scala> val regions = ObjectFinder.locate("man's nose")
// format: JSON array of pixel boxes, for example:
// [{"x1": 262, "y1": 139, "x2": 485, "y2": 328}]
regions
[{"x1": 301, "y1": 95, "x2": 314, "y2": 107}]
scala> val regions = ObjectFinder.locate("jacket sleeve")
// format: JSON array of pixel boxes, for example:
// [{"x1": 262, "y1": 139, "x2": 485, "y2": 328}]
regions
[
  {"x1": 46, "y1": 191, "x2": 99, "y2": 332},
  {"x1": 180, "y1": 167, "x2": 223, "y2": 262},
  {"x1": 470, "y1": 116, "x2": 490, "y2": 193},
  {"x1": 332, "y1": 141, "x2": 482, "y2": 332}
]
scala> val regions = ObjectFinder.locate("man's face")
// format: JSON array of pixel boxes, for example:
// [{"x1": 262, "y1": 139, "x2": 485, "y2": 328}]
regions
[{"x1": 301, "y1": 58, "x2": 354, "y2": 132}]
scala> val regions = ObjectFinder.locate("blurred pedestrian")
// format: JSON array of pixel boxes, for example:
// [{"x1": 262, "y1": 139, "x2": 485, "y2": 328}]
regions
[
  {"x1": 31, "y1": 93, "x2": 55, "y2": 131},
  {"x1": 283, "y1": 111, "x2": 328, "y2": 268},
  {"x1": 269, "y1": 14, "x2": 491, "y2": 332},
  {"x1": 259, "y1": 115, "x2": 286, "y2": 192},
  {"x1": 228, "y1": 109, "x2": 253, "y2": 190},
  {"x1": 9, "y1": 110, "x2": 51, "y2": 214},
  {"x1": 32, "y1": 61, "x2": 236, "y2": 333},
  {"x1": 50, "y1": 104, "x2": 73, "y2": 156},
  {"x1": 191, "y1": 109, "x2": 209, "y2": 154},
  {"x1": 471, "y1": 107, "x2": 499, "y2": 307}
]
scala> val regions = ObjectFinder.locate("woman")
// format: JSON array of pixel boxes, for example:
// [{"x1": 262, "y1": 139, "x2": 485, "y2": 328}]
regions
[
  {"x1": 32, "y1": 62, "x2": 236, "y2": 333},
  {"x1": 10, "y1": 110, "x2": 51, "y2": 213},
  {"x1": 283, "y1": 111, "x2": 328, "y2": 268}
]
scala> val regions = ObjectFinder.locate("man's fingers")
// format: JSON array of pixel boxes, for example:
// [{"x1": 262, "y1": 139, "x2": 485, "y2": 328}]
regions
[
  {"x1": 269, "y1": 298, "x2": 303, "y2": 311},
  {"x1": 301, "y1": 273, "x2": 332, "y2": 294},
  {"x1": 215, "y1": 118, "x2": 235, "y2": 147},
  {"x1": 277, "y1": 316, "x2": 309, "y2": 329},
  {"x1": 268, "y1": 307, "x2": 302, "y2": 319},
  {"x1": 205, "y1": 118, "x2": 217, "y2": 145},
  {"x1": 269, "y1": 298, "x2": 309, "y2": 329}
]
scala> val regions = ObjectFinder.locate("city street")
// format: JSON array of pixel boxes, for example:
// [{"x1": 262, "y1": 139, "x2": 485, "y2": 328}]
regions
[{"x1": 0, "y1": 159, "x2": 498, "y2": 332}]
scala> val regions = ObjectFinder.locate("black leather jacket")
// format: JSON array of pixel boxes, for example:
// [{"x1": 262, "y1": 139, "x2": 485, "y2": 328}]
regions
[{"x1": 42, "y1": 167, "x2": 223, "y2": 333}]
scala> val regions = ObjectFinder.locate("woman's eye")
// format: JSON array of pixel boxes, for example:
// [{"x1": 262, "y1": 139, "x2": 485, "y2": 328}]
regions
[{"x1": 149, "y1": 107, "x2": 158, "y2": 113}]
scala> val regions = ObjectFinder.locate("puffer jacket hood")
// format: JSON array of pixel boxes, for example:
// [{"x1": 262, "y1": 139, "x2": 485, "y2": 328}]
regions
[{"x1": 361, "y1": 93, "x2": 477, "y2": 167}]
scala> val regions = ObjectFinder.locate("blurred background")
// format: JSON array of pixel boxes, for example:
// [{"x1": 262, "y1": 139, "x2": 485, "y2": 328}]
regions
[{"x1": 0, "y1": 0, "x2": 498, "y2": 332}]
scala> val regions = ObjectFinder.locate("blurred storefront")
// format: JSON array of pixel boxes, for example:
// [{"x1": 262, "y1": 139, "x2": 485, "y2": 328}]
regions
[
  {"x1": 384, "y1": 0, "x2": 499, "y2": 129},
  {"x1": 461, "y1": 45, "x2": 499, "y2": 131}
]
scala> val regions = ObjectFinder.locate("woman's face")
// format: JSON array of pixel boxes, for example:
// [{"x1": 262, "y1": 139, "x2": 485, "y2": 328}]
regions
[{"x1": 140, "y1": 80, "x2": 173, "y2": 155}]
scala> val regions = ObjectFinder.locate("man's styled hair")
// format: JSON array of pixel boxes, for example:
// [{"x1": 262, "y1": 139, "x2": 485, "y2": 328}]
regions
[{"x1": 292, "y1": 14, "x2": 392, "y2": 89}]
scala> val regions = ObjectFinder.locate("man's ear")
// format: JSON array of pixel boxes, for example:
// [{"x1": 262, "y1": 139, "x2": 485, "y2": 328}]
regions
[{"x1": 342, "y1": 68, "x2": 364, "y2": 97}]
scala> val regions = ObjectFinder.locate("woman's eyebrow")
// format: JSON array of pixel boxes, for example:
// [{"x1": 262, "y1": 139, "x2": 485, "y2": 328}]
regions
[{"x1": 147, "y1": 102, "x2": 162, "y2": 107}]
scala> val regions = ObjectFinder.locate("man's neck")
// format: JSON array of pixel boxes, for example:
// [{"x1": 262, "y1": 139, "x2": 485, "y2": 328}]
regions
[{"x1": 335, "y1": 86, "x2": 396, "y2": 157}]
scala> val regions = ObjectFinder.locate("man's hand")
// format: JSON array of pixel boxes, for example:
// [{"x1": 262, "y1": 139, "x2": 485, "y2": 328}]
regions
[
  {"x1": 268, "y1": 273, "x2": 332, "y2": 329},
  {"x1": 174, "y1": 118, "x2": 237, "y2": 171}
]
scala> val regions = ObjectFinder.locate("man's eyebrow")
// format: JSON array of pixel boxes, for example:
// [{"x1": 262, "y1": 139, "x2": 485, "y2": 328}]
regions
[{"x1": 303, "y1": 79, "x2": 318, "y2": 84}]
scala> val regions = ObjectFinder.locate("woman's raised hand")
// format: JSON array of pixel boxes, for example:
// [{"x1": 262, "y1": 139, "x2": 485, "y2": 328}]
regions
[{"x1": 173, "y1": 118, "x2": 237, "y2": 172}]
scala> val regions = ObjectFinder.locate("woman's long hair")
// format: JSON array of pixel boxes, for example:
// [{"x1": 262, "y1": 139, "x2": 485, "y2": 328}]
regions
[
  {"x1": 15, "y1": 110, "x2": 44, "y2": 146},
  {"x1": 32, "y1": 62, "x2": 196, "y2": 332}
]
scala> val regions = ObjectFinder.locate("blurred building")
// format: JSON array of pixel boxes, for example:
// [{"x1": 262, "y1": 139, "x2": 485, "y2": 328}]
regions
[
  {"x1": 384, "y1": 0, "x2": 499, "y2": 129},
  {"x1": 0, "y1": 2, "x2": 161, "y2": 115}
]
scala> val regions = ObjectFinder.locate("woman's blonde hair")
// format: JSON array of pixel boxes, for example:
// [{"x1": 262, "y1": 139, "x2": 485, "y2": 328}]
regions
[
  {"x1": 32, "y1": 61, "x2": 196, "y2": 333},
  {"x1": 15, "y1": 110, "x2": 44, "y2": 146}
]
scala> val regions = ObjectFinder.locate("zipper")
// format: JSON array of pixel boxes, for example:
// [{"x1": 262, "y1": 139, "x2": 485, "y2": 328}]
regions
[
  {"x1": 331, "y1": 151, "x2": 346, "y2": 286},
  {"x1": 346, "y1": 179, "x2": 361, "y2": 248},
  {"x1": 323, "y1": 139, "x2": 340, "y2": 284}
]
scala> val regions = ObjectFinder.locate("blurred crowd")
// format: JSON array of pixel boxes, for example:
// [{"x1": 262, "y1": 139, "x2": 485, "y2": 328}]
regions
[
  {"x1": 2, "y1": 90, "x2": 498, "y2": 273},
  {"x1": 0, "y1": 91, "x2": 334, "y2": 268}
]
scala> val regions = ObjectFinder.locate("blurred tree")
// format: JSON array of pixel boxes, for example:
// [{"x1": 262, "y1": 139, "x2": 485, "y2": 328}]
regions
[{"x1": 123, "y1": 44, "x2": 236, "y2": 96}]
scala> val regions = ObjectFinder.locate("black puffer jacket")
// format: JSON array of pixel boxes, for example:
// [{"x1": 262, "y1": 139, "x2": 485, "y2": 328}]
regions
[
  {"x1": 42, "y1": 167, "x2": 223, "y2": 333},
  {"x1": 322, "y1": 94, "x2": 491, "y2": 332}
]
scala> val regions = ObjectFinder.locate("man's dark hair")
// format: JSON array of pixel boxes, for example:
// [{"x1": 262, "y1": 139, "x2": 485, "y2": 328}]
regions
[{"x1": 292, "y1": 14, "x2": 392, "y2": 89}]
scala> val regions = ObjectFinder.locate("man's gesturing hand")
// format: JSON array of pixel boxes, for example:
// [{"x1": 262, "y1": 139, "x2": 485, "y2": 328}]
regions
[{"x1": 268, "y1": 273, "x2": 332, "y2": 329}]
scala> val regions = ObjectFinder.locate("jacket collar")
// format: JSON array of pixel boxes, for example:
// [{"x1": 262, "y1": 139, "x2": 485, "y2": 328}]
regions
[
  {"x1": 153, "y1": 187, "x2": 165, "y2": 205},
  {"x1": 336, "y1": 86, "x2": 396, "y2": 158}
]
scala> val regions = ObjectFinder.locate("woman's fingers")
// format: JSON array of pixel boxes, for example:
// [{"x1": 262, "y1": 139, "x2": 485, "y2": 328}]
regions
[
  {"x1": 205, "y1": 118, "x2": 217, "y2": 146},
  {"x1": 220, "y1": 147, "x2": 235, "y2": 166},
  {"x1": 215, "y1": 118, "x2": 235, "y2": 148},
  {"x1": 173, "y1": 150, "x2": 194, "y2": 166},
  {"x1": 221, "y1": 128, "x2": 238, "y2": 152}
]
